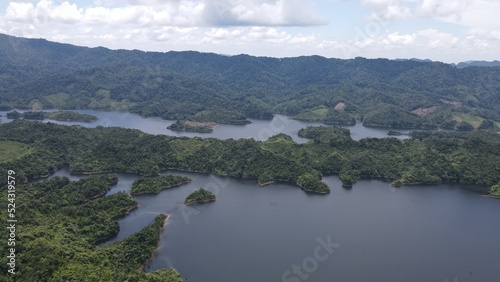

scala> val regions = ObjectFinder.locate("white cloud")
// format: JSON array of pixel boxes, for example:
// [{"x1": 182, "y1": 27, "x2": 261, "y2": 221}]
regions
[
  {"x1": 317, "y1": 40, "x2": 342, "y2": 50},
  {"x1": 417, "y1": 0, "x2": 470, "y2": 19},
  {"x1": 244, "y1": 27, "x2": 291, "y2": 43},
  {"x1": 363, "y1": 0, "x2": 500, "y2": 31},
  {"x1": 5, "y1": 2, "x2": 35, "y2": 22},
  {"x1": 3, "y1": 0, "x2": 327, "y2": 27},
  {"x1": 0, "y1": 0, "x2": 499, "y2": 63},
  {"x1": 203, "y1": 0, "x2": 327, "y2": 26},
  {"x1": 362, "y1": 0, "x2": 411, "y2": 20},
  {"x1": 465, "y1": 35, "x2": 488, "y2": 49},
  {"x1": 382, "y1": 32, "x2": 416, "y2": 46},
  {"x1": 418, "y1": 28, "x2": 459, "y2": 48},
  {"x1": 469, "y1": 28, "x2": 500, "y2": 41}
]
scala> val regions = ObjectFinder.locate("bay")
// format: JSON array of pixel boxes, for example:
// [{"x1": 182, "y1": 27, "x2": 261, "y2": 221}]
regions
[{"x1": 12, "y1": 109, "x2": 500, "y2": 281}]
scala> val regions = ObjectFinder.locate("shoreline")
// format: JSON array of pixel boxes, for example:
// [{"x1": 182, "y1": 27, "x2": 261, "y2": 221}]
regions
[
  {"x1": 142, "y1": 213, "x2": 169, "y2": 271},
  {"x1": 95, "y1": 203, "x2": 140, "y2": 245}
]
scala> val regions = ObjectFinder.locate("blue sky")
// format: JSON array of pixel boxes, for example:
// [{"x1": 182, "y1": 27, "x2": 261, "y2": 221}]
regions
[{"x1": 0, "y1": 0, "x2": 498, "y2": 63}]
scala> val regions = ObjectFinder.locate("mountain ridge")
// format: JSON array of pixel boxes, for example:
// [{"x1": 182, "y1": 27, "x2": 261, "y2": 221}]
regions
[{"x1": 0, "y1": 33, "x2": 499, "y2": 130}]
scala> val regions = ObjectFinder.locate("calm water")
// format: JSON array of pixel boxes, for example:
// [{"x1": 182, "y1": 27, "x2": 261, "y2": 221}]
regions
[
  {"x1": 16, "y1": 110, "x2": 500, "y2": 281},
  {"x1": 0, "y1": 110, "x2": 408, "y2": 142},
  {"x1": 43, "y1": 167, "x2": 500, "y2": 282}
]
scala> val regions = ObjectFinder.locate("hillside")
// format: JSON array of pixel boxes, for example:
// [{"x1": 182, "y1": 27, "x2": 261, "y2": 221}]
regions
[
  {"x1": 1, "y1": 34, "x2": 499, "y2": 129},
  {"x1": 456, "y1": 60, "x2": 500, "y2": 69}
]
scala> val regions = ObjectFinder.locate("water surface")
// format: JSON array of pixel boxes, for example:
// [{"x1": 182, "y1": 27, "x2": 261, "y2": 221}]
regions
[
  {"x1": 0, "y1": 110, "x2": 408, "y2": 142},
  {"x1": 11, "y1": 110, "x2": 500, "y2": 281}
]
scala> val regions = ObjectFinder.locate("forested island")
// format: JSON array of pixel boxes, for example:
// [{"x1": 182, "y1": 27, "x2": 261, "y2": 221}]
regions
[
  {"x1": 131, "y1": 175, "x2": 192, "y2": 195},
  {"x1": 167, "y1": 120, "x2": 215, "y2": 133},
  {"x1": 1, "y1": 120, "x2": 500, "y2": 196},
  {"x1": 0, "y1": 175, "x2": 182, "y2": 281},
  {"x1": 185, "y1": 188, "x2": 216, "y2": 204},
  {"x1": 1, "y1": 34, "x2": 499, "y2": 131},
  {"x1": 6, "y1": 110, "x2": 98, "y2": 122}
]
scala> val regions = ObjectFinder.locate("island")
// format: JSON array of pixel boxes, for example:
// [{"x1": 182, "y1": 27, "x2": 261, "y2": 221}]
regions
[
  {"x1": 45, "y1": 111, "x2": 98, "y2": 122},
  {"x1": 490, "y1": 183, "x2": 500, "y2": 198},
  {"x1": 167, "y1": 120, "x2": 215, "y2": 133},
  {"x1": 387, "y1": 130, "x2": 407, "y2": 136},
  {"x1": 131, "y1": 175, "x2": 192, "y2": 195},
  {"x1": 6, "y1": 110, "x2": 98, "y2": 122},
  {"x1": 184, "y1": 188, "x2": 216, "y2": 204}
]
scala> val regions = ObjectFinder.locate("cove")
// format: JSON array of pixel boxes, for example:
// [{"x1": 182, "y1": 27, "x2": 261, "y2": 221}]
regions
[{"x1": 44, "y1": 168, "x2": 500, "y2": 282}]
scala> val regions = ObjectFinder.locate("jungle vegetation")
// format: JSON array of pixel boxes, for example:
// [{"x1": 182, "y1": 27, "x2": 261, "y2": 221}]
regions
[
  {"x1": 184, "y1": 188, "x2": 216, "y2": 204},
  {"x1": 1, "y1": 116, "x2": 500, "y2": 280},
  {"x1": 1, "y1": 121, "x2": 499, "y2": 194},
  {"x1": 6, "y1": 110, "x2": 98, "y2": 122},
  {"x1": 167, "y1": 120, "x2": 214, "y2": 133},
  {"x1": 131, "y1": 175, "x2": 192, "y2": 195},
  {"x1": 0, "y1": 175, "x2": 183, "y2": 281},
  {"x1": 1, "y1": 34, "x2": 499, "y2": 130}
]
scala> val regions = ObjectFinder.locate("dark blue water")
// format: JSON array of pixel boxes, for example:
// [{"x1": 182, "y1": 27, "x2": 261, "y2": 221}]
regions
[
  {"x1": 22, "y1": 110, "x2": 500, "y2": 282},
  {"x1": 44, "y1": 166, "x2": 500, "y2": 282}
]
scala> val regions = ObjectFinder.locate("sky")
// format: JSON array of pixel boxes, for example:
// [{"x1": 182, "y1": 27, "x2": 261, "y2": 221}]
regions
[{"x1": 0, "y1": 0, "x2": 498, "y2": 63}]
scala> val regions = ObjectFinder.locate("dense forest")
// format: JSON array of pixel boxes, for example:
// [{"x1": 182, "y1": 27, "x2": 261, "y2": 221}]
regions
[
  {"x1": 1, "y1": 34, "x2": 499, "y2": 129},
  {"x1": 167, "y1": 120, "x2": 214, "y2": 133},
  {"x1": 6, "y1": 110, "x2": 98, "y2": 122},
  {"x1": 0, "y1": 175, "x2": 183, "y2": 281},
  {"x1": 184, "y1": 188, "x2": 216, "y2": 204},
  {"x1": 1, "y1": 115, "x2": 500, "y2": 280},
  {"x1": 2, "y1": 33, "x2": 500, "y2": 282},
  {"x1": 1, "y1": 120, "x2": 499, "y2": 195},
  {"x1": 131, "y1": 175, "x2": 192, "y2": 195}
]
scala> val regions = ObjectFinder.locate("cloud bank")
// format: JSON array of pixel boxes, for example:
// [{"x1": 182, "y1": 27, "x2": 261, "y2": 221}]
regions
[
  {"x1": 0, "y1": 0, "x2": 498, "y2": 63},
  {"x1": 4, "y1": 0, "x2": 328, "y2": 27}
]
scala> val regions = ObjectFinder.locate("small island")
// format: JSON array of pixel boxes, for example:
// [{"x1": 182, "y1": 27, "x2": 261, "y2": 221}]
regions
[
  {"x1": 6, "y1": 110, "x2": 98, "y2": 122},
  {"x1": 167, "y1": 120, "x2": 215, "y2": 133},
  {"x1": 184, "y1": 188, "x2": 216, "y2": 204},
  {"x1": 490, "y1": 183, "x2": 500, "y2": 198},
  {"x1": 130, "y1": 175, "x2": 192, "y2": 195},
  {"x1": 387, "y1": 130, "x2": 408, "y2": 136},
  {"x1": 45, "y1": 111, "x2": 98, "y2": 122}
]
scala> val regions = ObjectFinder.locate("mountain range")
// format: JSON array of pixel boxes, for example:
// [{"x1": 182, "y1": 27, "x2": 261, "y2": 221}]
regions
[{"x1": 0, "y1": 33, "x2": 499, "y2": 129}]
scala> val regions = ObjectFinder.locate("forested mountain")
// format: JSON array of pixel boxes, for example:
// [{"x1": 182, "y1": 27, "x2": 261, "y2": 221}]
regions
[
  {"x1": 1, "y1": 33, "x2": 499, "y2": 128},
  {"x1": 456, "y1": 60, "x2": 500, "y2": 69}
]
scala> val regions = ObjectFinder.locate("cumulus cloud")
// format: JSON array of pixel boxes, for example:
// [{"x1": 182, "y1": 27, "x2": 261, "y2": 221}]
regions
[
  {"x1": 418, "y1": 28, "x2": 459, "y2": 48},
  {"x1": 0, "y1": 0, "x2": 498, "y2": 63},
  {"x1": 3, "y1": 0, "x2": 327, "y2": 27},
  {"x1": 202, "y1": 0, "x2": 328, "y2": 26},
  {"x1": 382, "y1": 32, "x2": 416, "y2": 46},
  {"x1": 363, "y1": 0, "x2": 500, "y2": 30},
  {"x1": 362, "y1": 0, "x2": 412, "y2": 20},
  {"x1": 417, "y1": 0, "x2": 471, "y2": 19}
]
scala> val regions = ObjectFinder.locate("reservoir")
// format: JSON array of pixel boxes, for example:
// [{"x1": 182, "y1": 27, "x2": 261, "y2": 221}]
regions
[
  {"x1": 11, "y1": 110, "x2": 500, "y2": 281},
  {"x1": 0, "y1": 110, "x2": 408, "y2": 142},
  {"x1": 49, "y1": 170, "x2": 500, "y2": 282}
]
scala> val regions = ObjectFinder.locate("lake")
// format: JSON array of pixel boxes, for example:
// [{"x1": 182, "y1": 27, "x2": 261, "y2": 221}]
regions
[
  {"x1": 12, "y1": 110, "x2": 500, "y2": 281},
  {"x1": 48, "y1": 169, "x2": 500, "y2": 282},
  {"x1": 0, "y1": 110, "x2": 408, "y2": 142}
]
